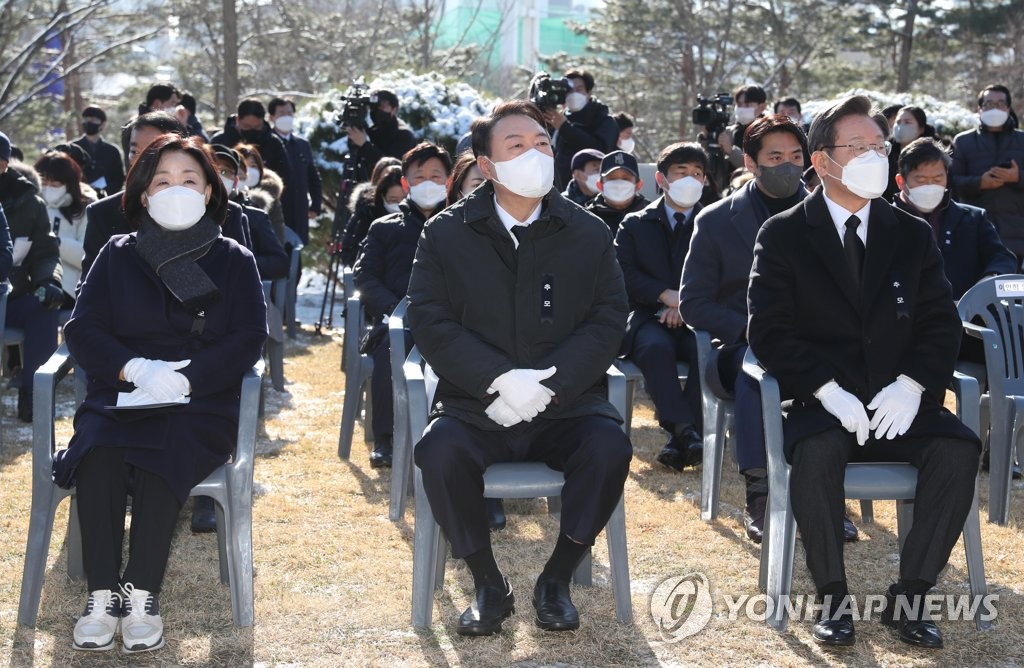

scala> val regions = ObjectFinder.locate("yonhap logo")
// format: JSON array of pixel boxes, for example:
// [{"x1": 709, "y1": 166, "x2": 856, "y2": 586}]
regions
[{"x1": 649, "y1": 572, "x2": 713, "y2": 641}]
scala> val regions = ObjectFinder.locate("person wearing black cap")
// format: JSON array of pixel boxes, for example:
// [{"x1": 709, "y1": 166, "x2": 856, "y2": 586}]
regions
[
  {"x1": 586, "y1": 150, "x2": 649, "y2": 236},
  {"x1": 73, "y1": 106, "x2": 125, "y2": 196},
  {"x1": 562, "y1": 148, "x2": 603, "y2": 206}
]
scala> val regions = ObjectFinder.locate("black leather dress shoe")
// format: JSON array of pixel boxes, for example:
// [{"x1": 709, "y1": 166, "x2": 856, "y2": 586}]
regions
[
  {"x1": 191, "y1": 496, "x2": 217, "y2": 533},
  {"x1": 369, "y1": 438, "x2": 393, "y2": 469},
  {"x1": 656, "y1": 426, "x2": 703, "y2": 472},
  {"x1": 486, "y1": 498, "x2": 506, "y2": 531},
  {"x1": 457, "y1": 578, "x2": 515, "y2": 636},
  {"x1": 813, "y1": 615, "x2": 855, "y2": 646},
  {"x1": 744, "y1": 495, "x2": 767, "y2": 544},
  {"x1": 843, "y1": 515, "x2": 859, "y2": 542},
  {"x1": 881, "y1": 587, "x2": 943, "y2": 649},
  {"x1": 533, "y1": 577, "x2": 580, "y2": 631}
]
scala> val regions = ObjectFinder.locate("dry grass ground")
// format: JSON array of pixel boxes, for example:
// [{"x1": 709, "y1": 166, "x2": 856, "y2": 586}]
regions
[{"x1": 1, "y1": 320, "x2": 1024, "y2": 666}]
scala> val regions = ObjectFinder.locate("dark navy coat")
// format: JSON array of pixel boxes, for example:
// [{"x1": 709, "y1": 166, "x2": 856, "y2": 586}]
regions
[
  {"x1": 60, "y1": 233, "x2": 267, "y2": 503},
  {"x1": 892, "y1": 195, "x2": 1017, "y2": 298}
]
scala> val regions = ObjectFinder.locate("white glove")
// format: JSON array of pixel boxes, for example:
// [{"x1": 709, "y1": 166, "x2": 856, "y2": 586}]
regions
[
  {"x1": 123, "y1": 358, "x2": 192, "y2": 403},
  {"x1": 485, "y1": 396, "x2": 523, "y2": 428},
  {"x1": 487, "y1": 367, "x2": 557, "y2": 422},
  {"x1": 815, "y1": 380, "x2": 870, "y2": 446},
  {"x1": 867, "y1": 374, "x2": 923, "y2": 440}
]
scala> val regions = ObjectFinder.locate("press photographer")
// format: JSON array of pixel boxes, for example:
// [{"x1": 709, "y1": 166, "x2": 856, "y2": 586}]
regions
[
  {"x1": 342, "y1": 87, "x2": 418, "y2": 184},
  {"x1": 536, "y1": 69, "x2": 619, "y2": 191},
  {"x1": 693, "y1": 92, "x2": 734, "y2": 198}
]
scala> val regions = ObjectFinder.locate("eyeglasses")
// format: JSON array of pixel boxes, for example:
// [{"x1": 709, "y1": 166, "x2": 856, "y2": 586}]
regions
[
  {"x1": 822, "y1": 141, "x2": 892, "y2": 157},
  {"x1": 981, "y1": 100, "x2": 1009, "y2": 111}
]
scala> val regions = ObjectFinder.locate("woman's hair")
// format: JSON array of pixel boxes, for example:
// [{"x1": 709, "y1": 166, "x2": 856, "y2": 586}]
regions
[
  {"x1": 123, "y1": 134, "x2": 227, "y2": 228},
  {"x1": 234, "y1": 142, "x2": 265, "y2": 178},
  {"x1": 897, "y1": 106, "x2": 936, "y2": 138},
  {"x1": 370, "y1": 156, "x2": 401, "y2": 185},
  {"x1": 33, "y1": 151, "x2": 87, "y2": 219},
  {"x1": 372, "y1": 165, "x2": 405, "y2": 212},
  {"x1": 447, "y1": 152, "x2": 480, "y2": 205}
]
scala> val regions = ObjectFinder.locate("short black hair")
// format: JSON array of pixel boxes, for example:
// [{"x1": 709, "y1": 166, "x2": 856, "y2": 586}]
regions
[
  {"x1": 773, "y1": 97, "x2": 801, "y2": 113},
  {"x1": 82, "y1": 105, "x2": 106, "y2": 122},
  {"x1": 807, "y1": 95, "x2": 877, "y2": 153},
  {"x1": 564, "y1": 68, "x2": 595, "y2": 92},
  {"x1": 897, "y1": 137, "x2": 951, "y2": 177},
  {"x1": 734, "y1": 85, "x2": 767, "y2": 105},
  {"x1": 237, "y1": 97, "x2": 266, "y2": 120},
  {"x1": 179, "y1": 93, "x2": 197, "y2": 115},
  {"x1": 371, "y1": 89, "x2": 399, "y2": 109},
  {"x1": 470, "y1": 100, "x2": 548, "y2": 159},
  {"x1": 656, "y1": 142, "x2": 708, "y2": 175},
  {"x1": 131, "y1": 110, "x2": 187, "y2": 136},
  {"x1": 145, "y1": 84, "x2": 178, "y2": 108},
  {"x1": 978, "y1": 84, "x2": 1012, "y2": 109},
  {"x1": 401, "y1": 141, "x2": 452, "y2": 175},
  {"x1": 613, "y1": 112, "x2": 635, "y2": 131},
  {"x1": 743, "y1": 115, "x2": 808, "y2": 162},
  {"x1": 881, "y1": 104, "x2": 902, "y2": 121},
  {"x1": 372, "y1": 165, "x2": 404, "y2": 211},
  {"x1": 269, "y1": 97, "x2": 296, "y2": 116}
]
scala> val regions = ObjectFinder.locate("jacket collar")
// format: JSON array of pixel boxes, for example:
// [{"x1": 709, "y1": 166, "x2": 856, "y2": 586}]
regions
[{"x1": 462, "y1": 181, "x2": 569, "y2": 237}]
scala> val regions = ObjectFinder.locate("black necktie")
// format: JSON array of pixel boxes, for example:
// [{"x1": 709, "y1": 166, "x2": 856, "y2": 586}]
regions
[
  {"x1": 673, "y1": 211, "x2": 687, "y2": 231},
  {"x1": 511, "y1": 225, "x2": 527, "y2": 247},
  {"x1": 844, "y1": 215, "x2": 865, "y2": 287}
]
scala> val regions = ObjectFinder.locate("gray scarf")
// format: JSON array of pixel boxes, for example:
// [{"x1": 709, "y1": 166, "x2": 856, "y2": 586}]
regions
[{"x1": 135, "y1": 213, "x2": 222, "y2": 313}]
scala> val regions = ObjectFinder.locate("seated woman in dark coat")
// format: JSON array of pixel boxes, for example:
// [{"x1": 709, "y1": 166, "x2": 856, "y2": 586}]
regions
[{"x1": 55, "y1": 134, "x2": 267, "y2": 654}]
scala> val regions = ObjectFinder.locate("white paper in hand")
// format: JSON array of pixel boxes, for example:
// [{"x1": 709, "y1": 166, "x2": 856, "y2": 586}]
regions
[{"x1": 110, "y1": 387, "x2": 190, "y2": 409}]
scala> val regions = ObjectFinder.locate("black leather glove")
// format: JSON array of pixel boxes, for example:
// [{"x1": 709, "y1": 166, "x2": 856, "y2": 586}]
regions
[{"x1": 34, "y1": 282, "x2": 64, "y2": 310}]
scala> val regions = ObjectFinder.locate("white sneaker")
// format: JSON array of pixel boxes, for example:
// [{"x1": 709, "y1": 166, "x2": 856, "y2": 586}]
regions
[
  {"x1": 120, "y1": 583, "x2": 164, "y2": 653},
  {"x1": 72, "y1": 589, "x2": 121, "y2": 651}
]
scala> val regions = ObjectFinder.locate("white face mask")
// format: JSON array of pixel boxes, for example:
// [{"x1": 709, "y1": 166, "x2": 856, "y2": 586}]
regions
[
  {"x1": 145, "y1": 185, "x2": 207, "y2": 231},
  {"x1": 584, "y1": 172, "x2": 601, "y2": 195},
  {"x1": 274, "y1": 115, "x2": 294, "y2": 133},
  {"x1": 735, "y1": 106, "x2": 757, "y2": 125},
  {"x1": 618, "y1": 137, "x2": 635, "y2": 154},
  {"x1": 42, "y1": 184, "x2": 71, "y2": 208},
  {"x1": 408, "y1": 180, "x2": 447, "y2": 209},
  {"x1": 565, "y1": 92, "x2": 588, "y2": 113},
  {"x1": 665, "y1": 175, "x2": 704, "y2": 209},
  {"x1": 221, "y1": 175, "x2": 236, "y2": 194},
  {"x1": 602, "y1": 179, "x2": 637, "y2": 204},
  {"x1": 383, "y1": 201, "x2": 402, "y2": 214},
  {"x1": 488, "y1": 148, "x2": 554, "y2": 198},
  {"x1": 245, "y1": 167, "x2": 261, "y2": 188},
  {"x1": 827, "y1": 149, "x2": 889, "y2": 200},
  {"x1": 980, "y1": 108, "x2": 1009, "y2": 128},
  {"x1": 906, "y1": 184, "x2": 945, "y2": 212}
]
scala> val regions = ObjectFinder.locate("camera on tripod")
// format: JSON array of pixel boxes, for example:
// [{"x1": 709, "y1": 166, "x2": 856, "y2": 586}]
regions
[
  {"x1": 692, "y1": 93, "x2": 734, "y2": 139},
  {"x1": 529, "y1": 72, "x2": 572, "y2": 110},
  {"x1": 335, "y1": 82, "x2": 377, "y2": 130}
]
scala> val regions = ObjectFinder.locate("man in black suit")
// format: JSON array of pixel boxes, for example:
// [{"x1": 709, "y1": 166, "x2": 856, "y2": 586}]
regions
[
  {"x1": 615, "y1": 142, "x2": 709, "y2": 471},
  {"x1": 747, "y1": 95, "x2": 980, "y2": 649},
  {"x1": 268, "y1": 96, "x2": 323, "y2": 244},
  {"x1": 72, "y1": 106, "x2": 125, "y2": 196}
]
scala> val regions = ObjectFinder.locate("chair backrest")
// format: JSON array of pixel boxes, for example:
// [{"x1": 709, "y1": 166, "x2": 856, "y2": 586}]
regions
[
  {"x1": 283, "y1": 226, "x2": 303, "y2": 253},
  {"x1": 638, "y1": 162, "x2": 659, "y2": 201},
  {"x1": 957, "y1": 274, "x2": 1024, "y2": 396}
]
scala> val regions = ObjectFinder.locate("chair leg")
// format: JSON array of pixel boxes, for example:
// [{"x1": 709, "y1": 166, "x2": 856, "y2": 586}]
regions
[
  {"x1": 859, "y1": 499, "x2": 874, "y2": 524},
  {"x1": 700, "y1": 403, "x2": 727, "y2": 522},
  {"x1": 623, "y1": 378, "x2": 637, "y2": 439},
  {"x1": 268, "y1": 341, "x2": 285, "y2": 392},
  {"x1": 337, "y1": 364, "x2": 365, "y2": 460},
  {"x1": 572, "y1": 548, "x2": 593, "y2": 587},
  {"x1": 66, "y1": 498, "x2": 85, "y2": 581},
  {"x1": 764, "y1": 473, "x2": 797, "y2": 632},
  {"x1": 389, "y1": 423, "x2": 412, "y2": 522},
  {"x1": 991, "y1": 398, "x2": 1024, "y2": 525},
  {"x1": 895, "y1": 500, "x2": 914, "y2": 552},
  {"x1": 221, "y1": 495, "x2": 254, "y2": 627},
  {"x1": 605, "y1": 494, "x2": 633, "y2": 624},
  {"x1": 546, "y1": 496, "x2": 562, "y2": 515},
  {"x1": 216, "y1": 501, "x2": 229, "y2": 584},
  {"x1": 17, "y1": 487, "x2": 63, "y2": 627},
  {"x1": 962, "y1": 484, "x2": 991, "y2": 631},
  {"x1": 412, "y1": 468, "x2": 439, "y2": 629},
  {"x1": 363, "y1": 375, "x2": 374, "y2": 444}
]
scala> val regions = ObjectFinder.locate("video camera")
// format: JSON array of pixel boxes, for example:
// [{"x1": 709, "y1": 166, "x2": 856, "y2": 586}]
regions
[
  {"x1": 529, "y1": 72, "x2": 572, "y2": 110},
  {"x1": 692, "y1": 93, "x2": 733, "y2": 140},
  {"x1": 336, "y1": 81, "x2": 377, "y2": 130}
]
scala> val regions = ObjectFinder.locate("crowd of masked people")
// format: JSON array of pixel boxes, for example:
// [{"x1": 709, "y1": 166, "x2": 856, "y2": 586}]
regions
[{"x1": 0, "y1": 68, "x2": 1021, "y2": 653}]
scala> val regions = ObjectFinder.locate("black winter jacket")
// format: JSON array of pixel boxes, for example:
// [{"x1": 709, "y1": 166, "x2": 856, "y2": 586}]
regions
[
  {"x1": 553, "y1": 99, "x2": 618, "y2": 191},
  {"x1": 0, "y1": 169, "x2": 59, "y2": 298},
  {"x1": 407, "y1": 181, "x2": 628, "y2": 430}
]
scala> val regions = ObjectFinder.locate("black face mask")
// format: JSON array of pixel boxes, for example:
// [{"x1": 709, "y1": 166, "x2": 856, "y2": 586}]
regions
[
  {"x1": 82, "y1": 121, "x2": 102, "y2": 135},
  {"x1": 241, "y1": 128, "x2": 262, "y2": 143},
  {"x1": 371, "y1": 109, "x2": 396, "y2": 128},
  {"x1": 756, "y1": 162, "x2": 803, "y2": 199}
]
